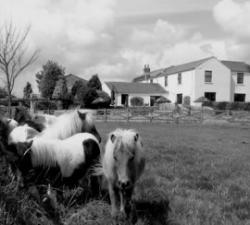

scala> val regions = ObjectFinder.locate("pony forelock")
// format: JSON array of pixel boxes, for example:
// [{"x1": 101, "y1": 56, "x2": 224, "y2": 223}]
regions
[{"x1": 101, "y1": 128, "x2": 144, "y2": 180}]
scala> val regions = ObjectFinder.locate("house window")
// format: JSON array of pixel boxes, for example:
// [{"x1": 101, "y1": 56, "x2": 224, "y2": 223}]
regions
[
  {"x1": 237, "y1": 73, "x2": 244, "y2": 84},
  {"x1": 204, "y1": 92, "x2": 216, "y2": 102},
  {"x1": 234, "y1": 93, "x2": 245, "y2": 102},
  {"x1": 164, "y1": 76, "x2": 168, "y2": 86},
  {"x1": 205, "y1": 70, "x2": 212, "y2": 83},
  {"x1": 176, "y1": 94, "x2": 183, "y2": 104},
  {"x1": 178, "y1": 73, "x2": 182, "y2": 84}
]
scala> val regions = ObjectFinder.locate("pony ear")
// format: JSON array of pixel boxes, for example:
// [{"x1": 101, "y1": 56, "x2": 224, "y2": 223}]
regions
[
  {"x1": 134, "y1": 133, "x2": 139, "y2": 142},
  {"x1": 110, "y1": 134, "x2": 116, "y2": 143},
  {"x1": 77, "y1": 111, "x2": 86, "y2": 120}
]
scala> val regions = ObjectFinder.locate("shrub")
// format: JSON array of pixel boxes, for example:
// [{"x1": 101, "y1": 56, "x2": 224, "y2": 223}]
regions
[
  {"x1": 130, "y1": 97, "x2": 144, "y2": 106},
  {"x1": 183, "y1": 96, "x2": 190, "y2": 106},
  {"x1": 203, "y1": 101, "x2": 250, "y2": 111},
  {"x1": 214, "y1": 102, "x2": 228, "y2": 110},
  {"x1": 36, "y1": 100, "x2": 57, "y2": 110}
]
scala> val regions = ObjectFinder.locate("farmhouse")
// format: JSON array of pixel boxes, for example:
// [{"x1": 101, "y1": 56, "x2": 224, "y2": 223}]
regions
[
  {"x1": 133, "y1": 57, "x2": 250, "y2": 105},
  {"x1": 102, "y1": 81, "x2": 167, "y2": 106}
]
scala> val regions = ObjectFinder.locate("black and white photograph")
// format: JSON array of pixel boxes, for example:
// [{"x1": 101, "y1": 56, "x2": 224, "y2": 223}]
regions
[{"x1": 0, "y1": 0, "x2": 250, "y2": 224}]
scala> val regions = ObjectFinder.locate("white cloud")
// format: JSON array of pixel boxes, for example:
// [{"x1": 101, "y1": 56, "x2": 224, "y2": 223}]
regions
[
  {"x1": 213, "y1": 0, "x2": 250, "y2": 38},
  {"x1": 0, "y1": 0, "x2": 116, "y2": 95},
  {"x1": 1, "y1": 0, "x2": 249, "y2": 97}
]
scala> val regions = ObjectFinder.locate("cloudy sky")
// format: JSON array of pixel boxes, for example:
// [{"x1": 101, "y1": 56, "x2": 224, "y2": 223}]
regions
[{"x1": 0, "y1": 0, "x2": 250, "y2": 96}]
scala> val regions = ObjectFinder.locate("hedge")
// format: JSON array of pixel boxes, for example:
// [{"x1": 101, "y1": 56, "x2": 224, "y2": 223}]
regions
[{"x1": 203, "y1": 101, "x2": 250, "y2": 111}]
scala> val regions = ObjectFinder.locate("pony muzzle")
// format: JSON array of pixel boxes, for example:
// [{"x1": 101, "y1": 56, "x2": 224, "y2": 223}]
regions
[{"x1": 118, "y1": 180, "x2": 132, "y2": 190}]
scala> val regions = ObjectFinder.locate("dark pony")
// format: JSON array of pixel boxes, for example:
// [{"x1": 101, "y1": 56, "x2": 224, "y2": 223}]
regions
[{"x1": 13, "y1": 107, "x2": 45, "y2": 132}]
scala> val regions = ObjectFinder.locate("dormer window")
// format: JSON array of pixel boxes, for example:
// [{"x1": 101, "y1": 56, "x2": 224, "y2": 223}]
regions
[
  {"x1": 237, "y1": 72, "x2": 244, "y2": 84},
  {"x1": 205, "y1": 71, "x2": 212, "y2": 83}
]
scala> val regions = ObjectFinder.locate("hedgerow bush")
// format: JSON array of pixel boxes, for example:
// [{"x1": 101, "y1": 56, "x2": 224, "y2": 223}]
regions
[
  {"x1": 130, "y1": 97, "x2": 144, "y2": 106},
  {"x1": 36, "y1": 100, "x2": 57, "y2": 110},
  {"x1": 203, "y1": 101, "x2": 250, "y2": 111}
]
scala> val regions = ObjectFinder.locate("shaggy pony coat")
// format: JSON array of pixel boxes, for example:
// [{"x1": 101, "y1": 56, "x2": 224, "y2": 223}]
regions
[
  {"x1": 100, "y1": 129, "x2": 145, "y2": 222},
  {"x1": 38, "y1": 110, "x2": 101, "y2": 142},
  {"x1": 12, "y1": 133, "x2": 100, "y2": 187}
]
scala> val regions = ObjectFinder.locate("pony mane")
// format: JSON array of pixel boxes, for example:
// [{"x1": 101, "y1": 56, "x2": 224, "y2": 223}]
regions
[
  {"x1": 31, "y1": 138, "x2": 60, "y2": 167},
  {"x1": 39, "y1": 110, "x2": 94, "y2": 140},
  {"x1": 109, "y1": 128, "x2": 140, "y2": 154},
  {"x1": 97, "y1": 129, "x2": 143, "y2": 178}
]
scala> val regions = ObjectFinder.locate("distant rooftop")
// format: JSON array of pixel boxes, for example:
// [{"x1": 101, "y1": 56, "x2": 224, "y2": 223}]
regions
[
  {"x1": 105, "y1": 82, "x2": 167, "y2": 94},
  {"x1": 65, "y1": 74, "x2": 87, "y2": 91},
  {"x1": 221, "y1": 60, "x2": 250, "y2": 72},
  {"x1": 133, "y1": 57, "x2": 250, "y2": 82}
]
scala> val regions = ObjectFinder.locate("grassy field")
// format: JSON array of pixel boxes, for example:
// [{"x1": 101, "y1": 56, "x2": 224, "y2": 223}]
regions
[{"x1": 1, "y1": 122, "x2": 250, "y2": 225}]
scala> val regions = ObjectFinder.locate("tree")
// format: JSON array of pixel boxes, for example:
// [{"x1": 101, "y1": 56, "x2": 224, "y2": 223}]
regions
[
  {"x1": 0, "y1": 22, "x2": 39, "y2": 114},
  {"x1": 23, "y1": 82, "x2": 33, "y2": 99},
  {"x1": 71, "y1": 80, "x2": 85, "y2": 97},
  {"x1": 87, "y1": 74, "x2": 102, "y2": 90},
  {"x1": 52, "y1": 76, "x2": 68, "y2": 100},
  {"x1": 0, "y1": 87, "x2": 8, "y2": 99},
  {"x1": 83, "y1": 88, "x2": 98, "y2": 108},
  {"x1": 36, "y1": 60, "x2": 65, "y2": 99}
]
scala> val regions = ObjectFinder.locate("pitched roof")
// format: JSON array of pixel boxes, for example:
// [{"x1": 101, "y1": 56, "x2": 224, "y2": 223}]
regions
[
  {"x1": 133, "y1": 57, "x2": 214, "y2": 81},
  {"x1": 158, "y1": 57, "x2": 214, "y2": 77},
  {"x1": 105, "y1": 82, "x2": 167, "y2": 94},
  {"x1": 221, "y1": 61, "x2": 250, "y2": 72},
  {"x1": 133, "y1": 69, "x2": 164, "y2": 82},
  {"x1": 65, "y1": 74, "x2": 87, "y2": 91}
]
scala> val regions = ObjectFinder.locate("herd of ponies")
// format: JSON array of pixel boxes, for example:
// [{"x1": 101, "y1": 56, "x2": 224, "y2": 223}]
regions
[{"x1": 0, "y1": 108, "x2": 145, "y2": 223}]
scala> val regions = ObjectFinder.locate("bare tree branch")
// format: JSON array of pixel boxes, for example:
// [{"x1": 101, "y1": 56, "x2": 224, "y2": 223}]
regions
[{"x1": 0, "y1": 21, "x2": 39, "y2": 114}]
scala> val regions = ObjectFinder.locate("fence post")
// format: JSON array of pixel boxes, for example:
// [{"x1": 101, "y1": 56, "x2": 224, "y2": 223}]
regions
[
  {"x1": 150, "y1": 107, "x2": 153, "y2": 123},
  {"x1": 127, "y1": 108, "x2": 130, "y2": 122},
  {"x1": 105, "y1": 108, "x2": 108, "y2": 122}
]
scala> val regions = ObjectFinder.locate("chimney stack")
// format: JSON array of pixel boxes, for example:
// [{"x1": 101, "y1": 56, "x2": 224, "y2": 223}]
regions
[{"x1": 143, "y1": 64, "x2": 150, "y2": 81}]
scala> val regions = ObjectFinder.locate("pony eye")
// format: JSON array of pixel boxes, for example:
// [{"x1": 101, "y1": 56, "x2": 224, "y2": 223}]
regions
[{"x1": 130, "y1": 155, "x2": 135, "y2": 161}]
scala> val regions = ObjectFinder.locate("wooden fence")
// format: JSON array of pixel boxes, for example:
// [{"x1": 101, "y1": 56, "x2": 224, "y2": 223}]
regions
[
  {"x1": 95, "y1": 107, "x2": 250, "y2": 124},
  {"x1": 95, "y1": 107, "x2": 203, "y2": 123}
]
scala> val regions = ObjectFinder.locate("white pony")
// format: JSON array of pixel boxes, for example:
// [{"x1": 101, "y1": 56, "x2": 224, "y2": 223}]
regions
[
  {"x1": 38, "y1": 110, "x2": 101, "y2": 143},
  {"x1": 9, "y1": 133, "x2": 100, "y2": 187},
  {"x1": 6, "y1": 118, "x2": 18, "y2": 132},
  {"x1": 8, "y1": 124, "x2": 39, "y2": 144},
  {"x1": 99, "y1": 129, "x2": 145, "y2": 222}
]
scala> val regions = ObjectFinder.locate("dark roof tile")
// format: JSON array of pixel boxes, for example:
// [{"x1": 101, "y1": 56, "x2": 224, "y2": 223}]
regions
[{"x1": 106, "y1": 82, "x2": 167, "y2": 94}]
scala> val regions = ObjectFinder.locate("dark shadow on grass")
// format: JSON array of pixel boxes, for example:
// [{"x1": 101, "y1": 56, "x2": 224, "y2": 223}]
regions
[{"x1": 135, "y1": 199, "x2": 175, "y2": 225}]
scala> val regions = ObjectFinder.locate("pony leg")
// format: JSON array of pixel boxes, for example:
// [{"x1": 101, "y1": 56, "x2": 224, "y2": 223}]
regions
[
  {"x1": 120, "y1": 187, "x2": 137, "y2": 224},
  {"x1": 108, "y1": 183, "x2": 119, "y2": 218}
]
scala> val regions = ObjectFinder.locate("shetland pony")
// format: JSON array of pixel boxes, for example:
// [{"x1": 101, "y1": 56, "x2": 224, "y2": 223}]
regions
[
  {"x1": 8, "y1": 133, "x2": 101, "y2": 188},
  {"x1": 99, "y1": 129, "x2": 145, "y2": 222},
  {"x1": 8, "y1": 124, "x2": 39, "y2": 144},
  {"x1": 38, "y1": 110, "x2": 101, "y2": 143}
]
